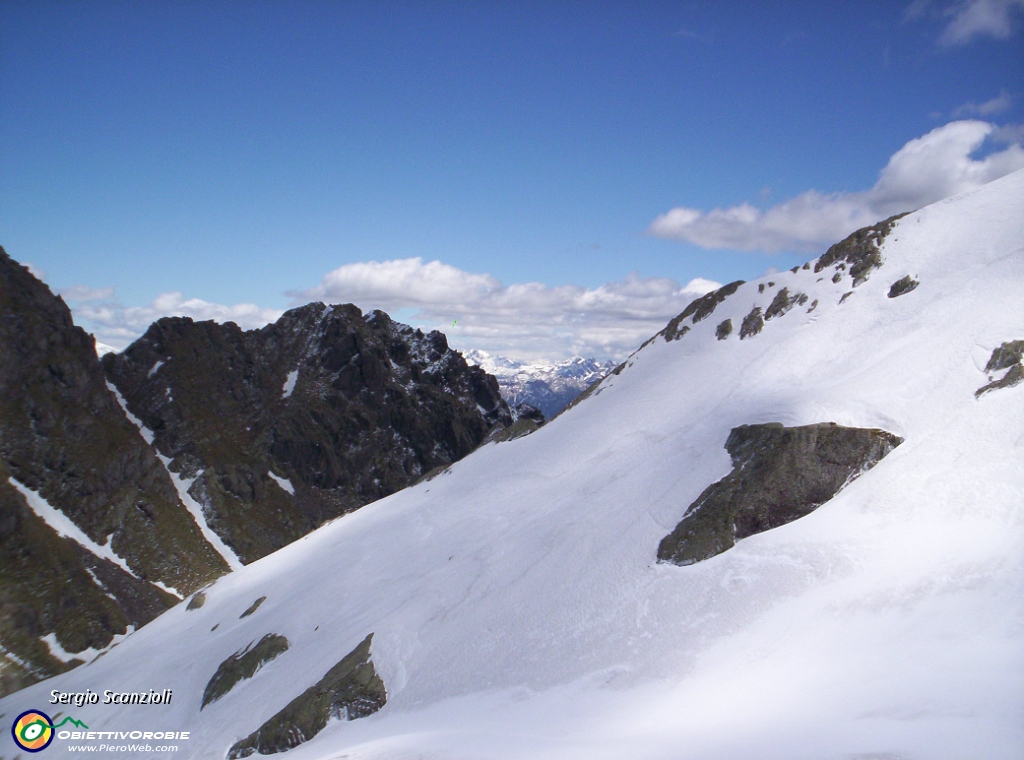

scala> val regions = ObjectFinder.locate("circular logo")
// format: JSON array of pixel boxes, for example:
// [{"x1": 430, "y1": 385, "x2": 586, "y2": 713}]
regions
[{"x1": 12, "y1": 709, "x2": 54, "y2": 752}]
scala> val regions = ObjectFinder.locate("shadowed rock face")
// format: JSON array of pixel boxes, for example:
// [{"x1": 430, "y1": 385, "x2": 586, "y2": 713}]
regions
[
  {"x1": 103, "y1": 304, "x2": 512, "y2": 564},
  {"x1": 228, "y1": 633, "x2": 385, "y2": 757},
  {"x1": 202, "y1": 634, "x2": 289, "y2": 709},
  {"x1": 0, "y1": 248, "x2": 227, "y2": 695},
  {"x1": 0, "y1": 250, "x2": 226, "y2": 589},
  {"x1": 658, "y1": 422, "x2": 903, "y2": 566}
]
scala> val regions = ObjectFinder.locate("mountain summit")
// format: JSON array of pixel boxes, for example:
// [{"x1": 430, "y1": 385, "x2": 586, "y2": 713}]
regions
[{"x1": 2, "y1": 170, "x2": 1022, "y2": 758}]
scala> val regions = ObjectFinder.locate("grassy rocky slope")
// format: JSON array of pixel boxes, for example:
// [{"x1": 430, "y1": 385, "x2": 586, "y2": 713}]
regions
[{"x1": 0, "y1": 247, "x2": 228, "y2": 695}]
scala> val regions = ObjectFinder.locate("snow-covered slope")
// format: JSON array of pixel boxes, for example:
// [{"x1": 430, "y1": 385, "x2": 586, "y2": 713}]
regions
[
  {"x1": 463, "y1": 350, "x2": 616, "y2": 417},
  {"x1": 4, "y1": 171, "x2": 1023, "y2": 760}
]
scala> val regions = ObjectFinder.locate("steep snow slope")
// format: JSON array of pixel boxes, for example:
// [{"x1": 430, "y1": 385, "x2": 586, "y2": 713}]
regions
[{"x1": 3, "y1": 171, "x2": 1023, "y2": 760}]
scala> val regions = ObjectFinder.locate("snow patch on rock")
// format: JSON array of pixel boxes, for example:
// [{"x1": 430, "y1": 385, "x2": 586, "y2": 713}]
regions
[
  {"x1": 268, "y1": 471, "x2": 296, "y2": 495},
  {"x1": 282, "y1": 369, "x2": 298, "y2": 398},
  {"x1": 8, "y1": 477, "x2": 137, "y2": 578},
  {"x1": 106, "y1": 380, "x2": 154, "y2": 445},
  {"x1": 157, "y1": 455, "x2": 244, "y2": 572},
  {"x1": 40, "y1": 627, "x2": 134, "y2": 665}
]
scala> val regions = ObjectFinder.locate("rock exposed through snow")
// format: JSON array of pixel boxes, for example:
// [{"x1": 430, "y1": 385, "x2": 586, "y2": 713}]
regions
[{"x1": 657, "y1": 422, "x2": 903, "y2": 565}]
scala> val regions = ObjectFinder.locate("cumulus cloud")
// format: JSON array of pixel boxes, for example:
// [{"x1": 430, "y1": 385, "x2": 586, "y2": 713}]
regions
[
  {"x1": 295, "y1": 259, "x2": 720, "y2": 360},
  {"x1": 70, "y1": 291, "x2": 283, "y2": 351},
  {"x1": 67, "y1": 265, "x2": 720, "y2": 361},
  {"x1": 300, "y1": 259, "x2": 502, "y2": 311},
  {"x1": 649, "y1": 120, "x2": 1024, "y2": 253}
]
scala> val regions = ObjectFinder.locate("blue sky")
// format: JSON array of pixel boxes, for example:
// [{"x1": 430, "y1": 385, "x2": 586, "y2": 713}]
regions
[{"x1": 2, "y1": 0, "x2": 1022, "y2": 359}]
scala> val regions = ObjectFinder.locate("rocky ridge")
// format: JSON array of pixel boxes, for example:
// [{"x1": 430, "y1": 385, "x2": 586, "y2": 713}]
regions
[{"x1": 104, "y1": 304, "x2": 513, "y2": 564}]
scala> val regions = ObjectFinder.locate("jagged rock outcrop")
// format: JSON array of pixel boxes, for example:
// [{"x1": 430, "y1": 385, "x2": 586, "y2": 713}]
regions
[
  {"x1": 0, "y1": 247, "x2": 228, "y2": 695},
  {"x1": 764, "y1": 287, "x2": 809, "y2": 320},
  {"x1": 976, "y1": 340, "x2": 1024, "y2": 397},
  {"x1": 814, "y1": 212, "x2": 908, "y2": 286},
  {"x1": 658, "y1": 422, "x2": 903, "y2": 565},
  {"x1": 887, "y1": 275, "x2": 919, "y2": 298},
  {"x1": 202, "y1": 633, "x2": 289, "y2": 709},
  {"x1": 103, "y1": 304, "x2": 513, "y2": 564},
  {"x1": 740, "y1": 306, "x2": 764, "y2": 339},
  {"x1": 228, "y1": 633, "x2": 385, "y2": 757},
  {"x1": 661, "y1": 281, "x2": 745, "y2": 341}
]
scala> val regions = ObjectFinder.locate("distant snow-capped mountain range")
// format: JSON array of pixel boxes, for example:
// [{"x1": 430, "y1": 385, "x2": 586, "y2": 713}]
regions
[{"x1": 462, "y1": 349, "x2": 617, "y2": 418}]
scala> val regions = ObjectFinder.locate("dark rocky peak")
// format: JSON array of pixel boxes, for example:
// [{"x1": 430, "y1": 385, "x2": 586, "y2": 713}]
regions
[
  {"x1": 0, "y1": 250, "x2": 226, "y2": 586},
  {"x1": 103, "y1": 303, "x2": 512, "y2": 565},
  {"x1": 1, "y1": 248, "x2": 76, "y2": 328},
  {"x1": 0, "y1": 247, "x2": 227, "y2": 696}
]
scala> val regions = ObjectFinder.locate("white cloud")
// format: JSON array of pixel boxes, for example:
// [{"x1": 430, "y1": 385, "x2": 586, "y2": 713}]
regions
[
  {"x1": 71, "y1": 291, "x2": 283, "y2": 351},
  {"x1": 299, "y1": 259, "x2": 502, "y2": 311},
  {"x1": 938, "y1": 0, "x2": 1024, "y2": 45},
  {"x1": 907, "y1": 0, "x2": 1024, "y2": 44},
  {"x1": 296, "y1": 260, "x2": 721, "y2": 361},
  {"x1": 66, "y1": 265, "x2": 721, "y2": 361},
  {"x1": 952, "y1": 90, "x2": 1012, "y2": 117},
  {"x1": 59, "y1": 285, "x2": 116, "y2": 301},
  {"x1": 649, "y1": 120, "x2": 1024, "y2": 253},
  {"x1": 25, "y1": 262, "x2": 47, "y2": 281}
]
